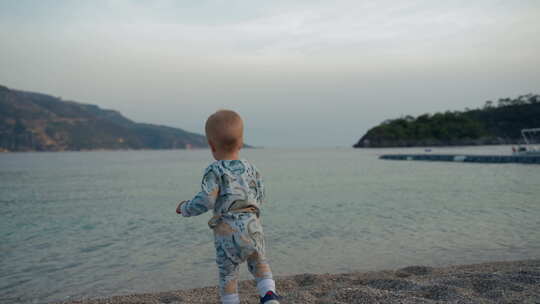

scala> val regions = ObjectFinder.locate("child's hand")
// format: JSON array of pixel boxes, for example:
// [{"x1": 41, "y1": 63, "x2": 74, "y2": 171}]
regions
[{"x1": 176, "y1": 200, "x2": 187, "y2": 214}]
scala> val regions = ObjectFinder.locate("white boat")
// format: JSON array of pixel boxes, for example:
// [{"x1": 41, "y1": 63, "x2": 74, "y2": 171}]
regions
[{"x1": 513, "y1": 128, "x2": 540, "y2": 156}]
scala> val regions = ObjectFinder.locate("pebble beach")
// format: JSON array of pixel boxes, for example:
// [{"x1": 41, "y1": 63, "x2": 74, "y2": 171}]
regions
[{"x1": 61, "y1": 259, "x2": 540, "y2": 304}]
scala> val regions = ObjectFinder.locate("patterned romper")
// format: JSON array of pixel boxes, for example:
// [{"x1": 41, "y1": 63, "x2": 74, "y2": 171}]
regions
[{"x1": 180, "y1": 159, "x2": 273, "y2": 295}]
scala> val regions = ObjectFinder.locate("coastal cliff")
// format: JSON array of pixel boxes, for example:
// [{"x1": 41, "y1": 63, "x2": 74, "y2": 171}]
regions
[
  {"x1": 354, "y1": 94, "x2": 540, "y2": 148},
  {"x1": 0, "y1": 85, "x2": 208, "y2": 151}
]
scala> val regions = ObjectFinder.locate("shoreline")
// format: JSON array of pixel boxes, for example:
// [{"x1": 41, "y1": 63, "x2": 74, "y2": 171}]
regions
[{"x1": 60, "y1": 259, "x2": 540, "y2": 304}]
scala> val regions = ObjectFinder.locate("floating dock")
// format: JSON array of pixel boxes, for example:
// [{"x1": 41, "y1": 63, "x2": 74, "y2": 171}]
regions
[{"x1": 379, "y1": 154, "x2": 540, "y2": 164}]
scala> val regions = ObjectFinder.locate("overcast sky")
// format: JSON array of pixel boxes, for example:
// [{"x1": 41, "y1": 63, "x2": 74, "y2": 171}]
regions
[{"x1": 1, "y1": 0, "x2": 539, "y2": 147}]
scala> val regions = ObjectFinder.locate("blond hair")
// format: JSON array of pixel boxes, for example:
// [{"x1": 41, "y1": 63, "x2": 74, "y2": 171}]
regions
[{"x1": 205, "y1": 110, "x2": 244, "y2": 152}]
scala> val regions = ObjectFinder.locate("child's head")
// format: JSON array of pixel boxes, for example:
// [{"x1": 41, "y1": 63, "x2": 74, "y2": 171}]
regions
[{"x1": 205, "y1": 110, "x2": 244, "y2": 159}]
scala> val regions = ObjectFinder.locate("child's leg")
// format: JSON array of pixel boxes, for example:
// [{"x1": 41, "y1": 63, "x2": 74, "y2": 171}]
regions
[
  {"x1": 218, "y1": 258, "x2": 240, "y2": 304},
  {"x1": 247, "y1": 251, "x2": 276, "y2": 297}
]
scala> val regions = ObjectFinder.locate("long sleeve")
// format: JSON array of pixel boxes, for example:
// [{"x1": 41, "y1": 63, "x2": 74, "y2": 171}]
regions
[
  {"x1": 255, "y1": 168, "x2": 265, "y2": 204},
  {"x1": 181, "y1": 170, "x2": 219, "y2": 217}
]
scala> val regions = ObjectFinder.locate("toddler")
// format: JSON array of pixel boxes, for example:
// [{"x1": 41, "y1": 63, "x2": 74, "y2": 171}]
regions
[{"x1": 176, "y1": 110, "x2": 280, "y2": 304}]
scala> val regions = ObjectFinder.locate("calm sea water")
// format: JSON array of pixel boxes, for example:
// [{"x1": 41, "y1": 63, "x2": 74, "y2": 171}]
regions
[{"x1": 1, "y1": 147, "x2": 539, "y2": 303}]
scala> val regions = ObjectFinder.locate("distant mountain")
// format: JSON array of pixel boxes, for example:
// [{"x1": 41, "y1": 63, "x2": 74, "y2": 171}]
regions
[
  {"x1": 354, "y1": 94, "x2": 540, "y2": 148},
  {"x1": 0, "y1": 85, "x2": 208, "y2": 151}
]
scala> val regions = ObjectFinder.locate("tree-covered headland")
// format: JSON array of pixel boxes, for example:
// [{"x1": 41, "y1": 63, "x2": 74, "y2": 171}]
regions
[{"x1": 354, "y1": 94, "x2": 540, "y2": 148}]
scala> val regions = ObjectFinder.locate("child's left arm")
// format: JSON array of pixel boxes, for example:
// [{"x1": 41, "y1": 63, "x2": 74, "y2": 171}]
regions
[
  {"x1": 255, "y1": 168, "x2": 265, "y2": 205},
  {"x1": 177, "y1": 170, "x2": 219, "y2": 217}
]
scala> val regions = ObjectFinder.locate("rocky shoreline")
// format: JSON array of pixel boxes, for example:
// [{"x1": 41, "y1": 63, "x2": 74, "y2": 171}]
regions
[{"x1": 60, "y1": 259, "x2": 540, "y2": 304}]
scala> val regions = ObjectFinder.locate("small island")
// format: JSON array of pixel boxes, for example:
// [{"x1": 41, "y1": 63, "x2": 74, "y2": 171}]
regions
[
  {"x1": 354, "y1": 94, "x2": 540, "y2": 148},
  {"x1": 0, "y1": 85, "x2": 208, "y2": 152}
]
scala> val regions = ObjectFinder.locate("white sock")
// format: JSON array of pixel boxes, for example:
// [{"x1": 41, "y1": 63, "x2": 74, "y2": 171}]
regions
[
  {"x1": 256, "y1": 278, "x2": 276, "y2": 297},
  {"x1": 221, "y1": 293, "x2": 240, "y2": 304}
]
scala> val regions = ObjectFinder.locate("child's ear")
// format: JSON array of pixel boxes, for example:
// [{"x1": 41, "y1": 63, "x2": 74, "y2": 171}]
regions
[
  {"x1": 208, "y1": 139, "x2": 216, "y2": 152},
  {"x1": 238, "y1": 138, "x2": 244, "y2": 150}
]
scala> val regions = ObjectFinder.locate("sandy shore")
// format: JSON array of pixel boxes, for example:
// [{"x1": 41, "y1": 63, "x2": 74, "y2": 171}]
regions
[{"x1": 62, "y1": 259, "x2": 540, "y2": 304}]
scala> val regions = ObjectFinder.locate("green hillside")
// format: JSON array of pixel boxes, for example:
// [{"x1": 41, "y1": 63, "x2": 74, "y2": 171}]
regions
[
  {"x1": 354, "y1": 94, "x2": 540, "y2": 148},
  {"x1": 0, "y1": 85, "x2": 208, "y2": 151}
]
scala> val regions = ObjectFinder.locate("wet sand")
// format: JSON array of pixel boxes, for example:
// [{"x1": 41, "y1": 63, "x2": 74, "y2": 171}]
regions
[{"x1": 62, "y1": 259, "x2": 540, "y2": 303}]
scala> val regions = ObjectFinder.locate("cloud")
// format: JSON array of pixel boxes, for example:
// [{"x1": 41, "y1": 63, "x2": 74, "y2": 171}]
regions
[{"x1": 1, "y1": 0, "x2": 539, "y2": 146}]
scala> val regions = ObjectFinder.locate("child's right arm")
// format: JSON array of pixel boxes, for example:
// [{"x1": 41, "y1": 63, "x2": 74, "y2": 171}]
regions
[{"x1": 178, "y1": 170, "x2": 219, "y2": 217}]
